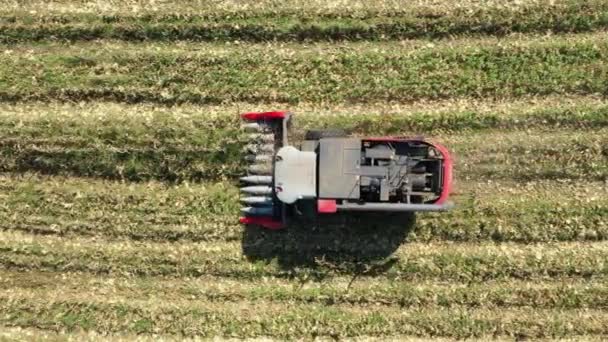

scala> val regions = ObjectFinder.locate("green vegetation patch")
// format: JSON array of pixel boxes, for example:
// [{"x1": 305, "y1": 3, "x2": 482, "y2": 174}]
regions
[{"x1": 2, "y1": 35, "x2": 608, "y2": 104}]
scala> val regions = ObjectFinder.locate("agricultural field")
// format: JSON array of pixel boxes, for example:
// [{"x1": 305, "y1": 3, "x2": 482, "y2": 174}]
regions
[{"x1": 0, "y1": 0, "x2": 607, "y2": 339}]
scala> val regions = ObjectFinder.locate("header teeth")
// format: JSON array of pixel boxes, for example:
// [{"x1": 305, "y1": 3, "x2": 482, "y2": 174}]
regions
[
  {"x1": 245, "y1": 154, "x2": 272, "y2": 163},
  {"x1": 248, "y1": 164, "x2": 272, "y2": 174},
  {"x1": 240, "y1": 196, "x2": 273, "y2": 205},
  {"x1": 240, "y1": 186, "x2": 273, "y2": 195},
  {"x1": 240, "y1": 175, "x2": 273, "y2": 184},
  {"x1": 241, "y1": 206, "x2": 274, "y2": 216}
]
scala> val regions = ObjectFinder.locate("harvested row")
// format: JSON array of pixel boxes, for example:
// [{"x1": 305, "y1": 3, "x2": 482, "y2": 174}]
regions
[
  {"x1": 2, "y1": 328, "x2": 603, "y2": 342},
  {"x1": 1, "y1": 0, "x2": 607, "y2": 42},
  {"x1": 2, "y1": 230, "x2": 608, "y2": 280},
  {"x1": 2, "y1": 33, "x2": 608, "y2": 104},
  {"x1": 3, "y1": 270, "x2": 608, "y2": 310},
  {"x1": 0, "y1": 0, "x2": 601, "y2": 13},
  {"x1": 0, "y1": 174, "x2": 242, "y2": 242},
  {"x1": 447, "y1": 129, "x2": 608, "y2": 182},
  {"x1": 1, "y1": 175, "x2": 606, "y2": 243}
]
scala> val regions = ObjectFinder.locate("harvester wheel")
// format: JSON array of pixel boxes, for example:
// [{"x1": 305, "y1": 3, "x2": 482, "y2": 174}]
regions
[{"x1": 304, "y1": 129, "x2": 347, "y2": 140}]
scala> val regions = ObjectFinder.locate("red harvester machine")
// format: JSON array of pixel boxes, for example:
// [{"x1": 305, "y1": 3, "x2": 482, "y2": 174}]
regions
[{"x1": 239, "y1": 111, "x2": 453, "y2": 229}]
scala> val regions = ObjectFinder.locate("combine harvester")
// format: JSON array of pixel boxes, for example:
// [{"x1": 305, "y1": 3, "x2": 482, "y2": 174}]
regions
[{"x1": 239, "y1": 111, "x2": 453, "y2": 229}]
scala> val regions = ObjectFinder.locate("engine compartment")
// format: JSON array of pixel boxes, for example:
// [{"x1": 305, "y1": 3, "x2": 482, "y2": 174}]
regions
[
  {"x1": 359, "y1": 140, "x2": 444, "y2": 204},
  {"x1": 317, "y1": 138, "x2": 445, "y2": 204}
]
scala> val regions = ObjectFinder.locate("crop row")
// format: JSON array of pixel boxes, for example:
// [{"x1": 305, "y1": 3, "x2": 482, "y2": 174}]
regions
[
  {"x1": 1, "y1": 0, "x2": 607, "y2": 42},
  {"x1": 1, "y1": 174, "x2": 606, "y2": 243},
  {"x1": 3, "y1": 294, "x2": 607, "y2": 339},
  {"x1": 3, "y1": 270, "x2": 608, "y2": 310},
  {"x1": 2, "y1": 269, "x2": 608, "y2": 339},
  {"x1": 0, "y1": 114, "x2": 605, "y2": 182},
  {"x1": 2, "y1": 33, "x2": 608, "y2": 104},
  {"x1": 2, "y1": 229, "x2": 608, "y2": 281}
]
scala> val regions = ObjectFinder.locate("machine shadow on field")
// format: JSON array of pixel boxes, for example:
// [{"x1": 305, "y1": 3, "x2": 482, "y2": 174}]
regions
[{"x1": 241, "y1": 212, "x2": 416, "y2": 274}]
